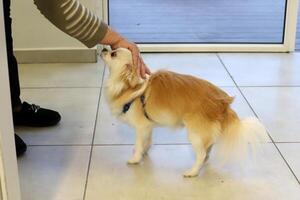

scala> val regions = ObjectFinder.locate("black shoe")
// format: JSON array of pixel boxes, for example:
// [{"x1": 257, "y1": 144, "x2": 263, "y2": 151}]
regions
[
  {"x1": 15, "y1": 134, "x2": 27, "y2": 157},
  {"x1": 13, "y1": 102, "x2": 61, "y2": 127}
]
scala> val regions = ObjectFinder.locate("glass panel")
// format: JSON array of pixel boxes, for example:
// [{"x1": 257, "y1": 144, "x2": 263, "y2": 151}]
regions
[{"x1": 109, "y1": 0, "x2": 286, "y2": 44}]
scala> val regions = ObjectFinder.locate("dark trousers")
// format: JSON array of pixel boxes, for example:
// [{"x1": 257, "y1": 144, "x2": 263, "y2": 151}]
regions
[{"x1": 3, "y1": 0, "x2": 22, "y2": 109}]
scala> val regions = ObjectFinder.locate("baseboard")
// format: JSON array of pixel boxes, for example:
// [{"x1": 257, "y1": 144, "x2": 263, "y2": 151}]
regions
[{"x1": 13, "y1": 48, "x2": 98, "y2": 63}]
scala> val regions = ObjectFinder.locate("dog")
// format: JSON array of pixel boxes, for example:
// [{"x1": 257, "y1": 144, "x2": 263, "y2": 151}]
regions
[{"x1": 101, "y1": 48, "x2": 267, "y2": 177}]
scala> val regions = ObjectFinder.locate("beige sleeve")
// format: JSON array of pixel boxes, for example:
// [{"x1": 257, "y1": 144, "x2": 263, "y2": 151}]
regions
[{"x1": 33, "y1": 0, "x2": 108, "y2": 48}]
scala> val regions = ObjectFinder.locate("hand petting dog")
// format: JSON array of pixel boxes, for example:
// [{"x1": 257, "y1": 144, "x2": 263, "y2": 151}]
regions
[{"x1": 100, "y1": 27, "x2": 151, "y2": 78}]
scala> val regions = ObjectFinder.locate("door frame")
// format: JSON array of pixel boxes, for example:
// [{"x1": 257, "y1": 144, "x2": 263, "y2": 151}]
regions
[
  {"x1": 0, "y1": 1, "x2": 22, "y2": 200},
  {"x1": 102, "y1": 0, "x2": 299, "y2": 52}
]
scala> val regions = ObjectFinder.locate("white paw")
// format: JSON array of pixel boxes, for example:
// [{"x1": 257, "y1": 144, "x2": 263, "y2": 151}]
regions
[
  {"x1": 183, "y1": 169, "x2": 199, "y2": 178},
  {"x1": 127, "y1": 157, "x2": 141, "y2": 165}
]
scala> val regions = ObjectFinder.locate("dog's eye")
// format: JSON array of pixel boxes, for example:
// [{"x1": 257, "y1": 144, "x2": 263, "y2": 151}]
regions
[{"x1": 111, "y1": 52, "x2": 117, "y2": 57}]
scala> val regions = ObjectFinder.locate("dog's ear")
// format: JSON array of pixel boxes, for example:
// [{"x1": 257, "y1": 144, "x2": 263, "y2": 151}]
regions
[{"x1": 124, "y1": 64, "x2": 140, "y2": 87}]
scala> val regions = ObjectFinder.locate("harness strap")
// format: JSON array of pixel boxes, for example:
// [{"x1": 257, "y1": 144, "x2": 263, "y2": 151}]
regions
[
  {"x1": 121, "y1": 94, "x2": 153, "y2": 122},
  {"x1": 122, "y1": 101, "x2": 133, "y2": 113},
  {"x1": 140, "y1": 95, "x2": 151, "y2": 120}
]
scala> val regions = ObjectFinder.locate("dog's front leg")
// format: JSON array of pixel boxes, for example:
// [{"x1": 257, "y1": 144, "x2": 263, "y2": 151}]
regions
[{"x1": 127, "y1": 126, "x2": 152, "y2": 164}]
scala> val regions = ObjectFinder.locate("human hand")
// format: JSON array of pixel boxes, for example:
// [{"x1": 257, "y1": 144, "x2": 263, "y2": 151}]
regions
[
  {"x1": 100, "y1": 27, "x2": 151, "y2": 78},
  {"x1": 111, "y1": 38, "x2": 150, "y2": 78}
]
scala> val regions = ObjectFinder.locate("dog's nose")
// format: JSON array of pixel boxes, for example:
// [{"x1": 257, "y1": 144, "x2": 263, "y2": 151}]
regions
[{"x1": 102, "y1": 48, "x2": 108, "y2": 52}]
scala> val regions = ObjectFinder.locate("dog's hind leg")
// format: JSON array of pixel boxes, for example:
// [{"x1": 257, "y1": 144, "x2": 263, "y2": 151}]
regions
[
  {"x1": 183, "y1": 132, "x2": 207, "y2": 177},
  {"x1": 183, "y1": 117, "x2": 217, "y2": 177},
  {"x1": 127, "y1": 126, "x2": 153, "y2": 164}
]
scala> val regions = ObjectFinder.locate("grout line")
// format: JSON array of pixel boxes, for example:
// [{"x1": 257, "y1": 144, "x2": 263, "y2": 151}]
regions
[
  {"x1": 93, "y1": 143, "x2": 191, "y2": 146},
  {"x1": 92, "y1": 142, "x2": 282, "y2": 146},
  {"x1": 274, "y1": 141, "x2": 300, "y2": 143},
  {"x1": 218, "y1": 85, "x2": 240, "y2": 88},
  {"x1": 216, "y1": 53, "x2": 300, "y2": 185},
  {"x1": 20, "y1": 85, "x2": 237, "y2": 89},
  {"x1": 21, "y1": 86, "x2": 102, "y2": 89},
  {"x1": 238, "y1": 85, "x2": 300, "y2": 88},
  {"x1": 21, "y1": 85, "x2": 300, "y2": 89},
  {"x1": 82, "y1": 66, "x2": 106, "y2": 200},
  {"x1": 27, "y1": 144, "x2": 91, "y2": 147},
  {"x1": 27, "y1": 141, "x2": 300, "y2": 147},
  {"x1": 93, "y1": 144, "x2": 134, "y2": 146},
  {"x1": 20, "y1": 85, "x2": 300, "y2": 89}
]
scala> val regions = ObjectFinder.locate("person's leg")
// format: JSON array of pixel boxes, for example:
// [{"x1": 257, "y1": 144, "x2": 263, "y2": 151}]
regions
[
  {"x1": 3, "y1": 0, "x2": 61, "y2": 128},
  {"x1": 3, "y1": 0, "x2": 22, "y2": 110},
  {"x1": 3, "y1": 0, "x2": 27, "y2": 157}
]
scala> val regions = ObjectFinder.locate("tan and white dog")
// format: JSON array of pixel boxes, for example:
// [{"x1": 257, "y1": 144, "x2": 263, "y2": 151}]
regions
[{"x1": 101, "y1": 48, "x2": 267, "y2": 177}]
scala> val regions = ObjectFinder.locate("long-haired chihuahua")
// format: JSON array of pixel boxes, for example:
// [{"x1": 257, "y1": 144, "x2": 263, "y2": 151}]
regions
[{"x1": 101, "y1": 48, "x2": 267, "y2": 177}]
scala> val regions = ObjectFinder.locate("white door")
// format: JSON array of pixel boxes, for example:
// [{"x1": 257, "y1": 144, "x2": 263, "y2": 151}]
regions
[{"x1": 0, "y1": 1, "x2": 22, "y2": 199}]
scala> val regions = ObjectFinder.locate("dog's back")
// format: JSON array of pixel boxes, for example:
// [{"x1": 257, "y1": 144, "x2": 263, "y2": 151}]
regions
[
  {"x1": 144, "y1": 70, "x2": 266, "y2": 177},
  {"x1": 144, "y1": 70, "x2": 234, "y2": 126}
]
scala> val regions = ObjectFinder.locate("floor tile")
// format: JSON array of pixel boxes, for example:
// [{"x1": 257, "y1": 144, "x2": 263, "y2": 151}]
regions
[
  {"x1": 19, "y1": 61, "x2": 105, "y2": 88},
  {"x1": 142, "y1": 53, "x2": 235, "y2": 86},
  {"x1": 18, "y1": 146, "x2": 90, "y2": 200},
  {"x1": 85, "y1": 144, "x2": 300, "y2": 200},
  {"x1": 15, "y1": 88, "x2": 100, "y2": 145},
  {"x1": 277, "y1": 143, "x2": 300, "y2": 180},
  {"x1": 219, "y1": 53, "x2": 300, "y2": 86},
  {"x1": 241, "y1": 87, "x2": 300, "y2": 142},
  {"x1": 94, "y1": 87, "x2": 255, "y2": 145}
]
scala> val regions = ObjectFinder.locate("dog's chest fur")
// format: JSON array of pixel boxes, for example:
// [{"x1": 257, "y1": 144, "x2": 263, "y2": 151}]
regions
[{"x1": 105, "y1": 77, "x2": 149, "y2": 126}]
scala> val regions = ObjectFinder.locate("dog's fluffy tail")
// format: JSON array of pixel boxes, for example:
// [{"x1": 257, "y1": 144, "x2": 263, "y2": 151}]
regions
[{"x1": 215, "y1": 109, "x2": 268, "y2": 163}]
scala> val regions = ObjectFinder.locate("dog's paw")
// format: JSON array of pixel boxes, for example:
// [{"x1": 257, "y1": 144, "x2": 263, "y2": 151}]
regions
[
  {"x1": 183, "y1": 169, "x2": 199, "y2": 178},
  {"x1": 127, "y1": 157, "x2": 141, "y2": 165}
]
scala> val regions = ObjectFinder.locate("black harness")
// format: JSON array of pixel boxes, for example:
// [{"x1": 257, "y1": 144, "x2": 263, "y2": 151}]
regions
[
  {"x1": 122, "y1": 101, "x2": 132, "y2": 113},
  {"x1": 122, "y1": 94, "x2": 152, "y2": 121}
]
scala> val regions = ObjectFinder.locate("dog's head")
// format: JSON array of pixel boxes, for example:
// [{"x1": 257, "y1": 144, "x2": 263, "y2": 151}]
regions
[
  {"x1": 101, "y1": 47, "x2": 141, "y2": 95},
  {"x1": 101, "y1": 47, "x2": 133, "y2": 70}
]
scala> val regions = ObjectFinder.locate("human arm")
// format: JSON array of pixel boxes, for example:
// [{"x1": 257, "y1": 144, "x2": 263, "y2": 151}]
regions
[{"x1": 33, "y1": 0, "x2": 150, "y2": 77}]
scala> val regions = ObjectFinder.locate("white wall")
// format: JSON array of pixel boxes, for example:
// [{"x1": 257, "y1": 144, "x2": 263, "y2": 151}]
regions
[{"x1": 10, "y1": 0, "x2": 103, "y2": 63}]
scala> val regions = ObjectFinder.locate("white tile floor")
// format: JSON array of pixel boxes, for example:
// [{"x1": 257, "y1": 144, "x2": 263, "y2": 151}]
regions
[{"x1": 17, "y1": 53, "x2": 300, "y2": 200}]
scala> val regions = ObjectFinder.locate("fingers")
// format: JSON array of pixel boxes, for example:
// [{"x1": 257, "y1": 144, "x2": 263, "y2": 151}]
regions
[
  {"x1": 111, "y1": 39, "x2": 150, "y2": 78},
  {"x1": 141, "y1": 59, "x2": 151, "y2": 77},
  {"x1": 133, "y1": 48, "x2": 150, "y2": 78},
  {"x1": 139, "y1": 59, "x2": 146, "y2": 78},
  {"x1": 128, "y1": 44, "x2": 144, "y2": 78},
  {"x1": 145, "y1": 66, "x2": 151, "y2": 75},
  {"x1": 141, "y1": 59, "x2": 151, "y2": 75},
  {"x1": 130, "y1": 46, "x2": 139, "y2": 71}
]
